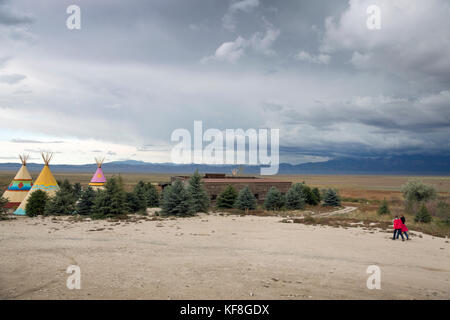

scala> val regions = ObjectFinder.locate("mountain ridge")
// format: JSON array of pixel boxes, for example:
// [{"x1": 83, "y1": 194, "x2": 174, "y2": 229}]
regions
[{"x1": 0, "y1": 155, "x2": 449, "y2": 175}]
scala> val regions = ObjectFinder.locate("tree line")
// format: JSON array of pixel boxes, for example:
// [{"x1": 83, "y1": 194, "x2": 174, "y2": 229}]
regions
[{"x1": 12, "y1": 171, "x2": 342, "y2": 218}]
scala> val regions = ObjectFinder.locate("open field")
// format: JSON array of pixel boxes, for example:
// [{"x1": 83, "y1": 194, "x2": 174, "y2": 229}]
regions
[
  {"x1": 0, "y1": 213, "x2": 449, "y2": 300},
  {"x1": 2, "y1": 171, "x2": 450, "y2": 196}
]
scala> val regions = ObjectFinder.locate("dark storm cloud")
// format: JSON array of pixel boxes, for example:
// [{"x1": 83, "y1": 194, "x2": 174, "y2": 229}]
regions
[
  {"x1": 0, "y1": 0, "x2": 34, "y2": 25},
  {"x1": 0, "y1": 0, "x2": 449, "y2": 163}
]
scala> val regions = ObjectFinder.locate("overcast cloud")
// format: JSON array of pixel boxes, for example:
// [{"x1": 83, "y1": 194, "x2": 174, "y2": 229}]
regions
[{"x1": 0, "y1": 0, "x2": 449, "y2": 164}]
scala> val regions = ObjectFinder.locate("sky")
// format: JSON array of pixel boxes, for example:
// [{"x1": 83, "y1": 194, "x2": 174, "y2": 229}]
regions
[{"x1": 0, "y1": 0, "x2": 449, "y2": 165}]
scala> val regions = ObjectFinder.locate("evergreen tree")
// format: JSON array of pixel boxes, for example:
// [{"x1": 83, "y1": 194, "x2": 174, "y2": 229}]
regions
[
  {"x1": 285, "y1": 184, "x2": 305, "y2": 210},
  {"x1": 298, "y1": 184, "x2": 319, "y2": 206},
  {"x1": 73, "y1": 182, "x2": 82, "y2": 199},
  {"x1": 235, "y1": 186, "x2": 257, "y2": 211},
  {"x1": 0, "y1": 196, "x2": 8, "y2": 215},
  {"x1": 264, "y1": 187, "x2": 285, "y2": 210},
  {"x1": 188, "y1": 170, "x2": 210, "y2": 213},
  {"x1": 216, "y1": 185, "x2": 238, "y2": 209},
  {"x1": 311, "y1": 187, "x2": 321, "y2": 205},
  {"x1": 92, "y1": 189, "x2": 109, "y2": 217},
  {"x1": 60, "y1": 179, "x2": 73, "y2": 193},
  {"x1": 415, "y1": 204, "x2": 432, "y2": 223},
  {"x1": 92, "y1": 176, "x2": 127, "y2": 217},
  {"x1": 145, "y1": 183, "x2": 160, "y2": 207},
  {"x1": 45, "y1": 181, "x2": 77, "y2": 215},
  {"x1": 132, "y1": 181, "x2": 148, "y2": 213},
  {"x1": 25, "y1": 190, "x2": 49, "y2": 217},
  {"x1": 323, "y1": 189, "x2": 341, "y2": 207},
  {"x1": 301, "y1": 185, "x2": 313, "y2": 205},
  {"x1": 125, "y1": 192, "x2": 139, "y2": 213},
  {"x1": 161, "y1": 180, "x2": 193, "y2": 216},
  {"x1": 377, "y1": 199, "x2": 390, "y2": 215},
  {"x1": 76, "y1": 186, "x2": 96, "y2": 215}
]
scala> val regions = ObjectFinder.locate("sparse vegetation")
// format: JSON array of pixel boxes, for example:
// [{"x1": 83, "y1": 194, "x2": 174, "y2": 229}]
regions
[
  {"x1": 436, "y1": 201, "x2": 450, "y2": 224},
  {"x1": 0, "y1": 196, "x2": 9, "y2": 219},
  {"x1": 401, "y1": 180, "x2": 437, "y2": 213},
  {"x1": 415, "y1": 204, "x2": 432, "y2": 223},
  {"x1": 377, "y1": 199, "x2": 390, "y2": 215},
  {"x1": 0, "y1": 196, "x2": 8, "y2": 215}
]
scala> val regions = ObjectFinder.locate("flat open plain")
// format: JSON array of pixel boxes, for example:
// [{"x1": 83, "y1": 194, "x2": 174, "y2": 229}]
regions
[{"x1": 1, "y1": 213, "x2": 449, "y2": 300}]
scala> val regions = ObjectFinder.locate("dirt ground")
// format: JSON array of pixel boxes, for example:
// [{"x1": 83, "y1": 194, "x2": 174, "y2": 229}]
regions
[{"x1": 0, "y1": 213, "x2": 449, "y2": 300}]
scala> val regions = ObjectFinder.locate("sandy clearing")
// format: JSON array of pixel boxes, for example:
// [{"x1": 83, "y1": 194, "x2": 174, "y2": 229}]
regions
[
  {"x1": 0, "y1": 214, "x2": 449, "y2": 300},
  {"x1": 314, "y1": 206, "x2": 357, "y2": 218}
]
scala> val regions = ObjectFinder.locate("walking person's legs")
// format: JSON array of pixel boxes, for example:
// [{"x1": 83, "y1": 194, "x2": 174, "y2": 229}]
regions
[
  {"x1": 392, "y1": 229, "x2": 397, "y2": 240},
  {"x1": 404, "y1": 231, "x2": 409, "y2": 240}
]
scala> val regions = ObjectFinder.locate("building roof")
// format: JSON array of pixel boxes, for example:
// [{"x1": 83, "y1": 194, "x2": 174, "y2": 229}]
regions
[{"x1": 203, "y1": 178, "x2": 290, "y2": 183}]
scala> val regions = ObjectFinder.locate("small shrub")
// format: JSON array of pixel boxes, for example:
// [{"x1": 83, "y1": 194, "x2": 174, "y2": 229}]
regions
[
  {"x1": 377, "y1": 199, "x2": 390, "y2": 215},
  {"x1": 415, "y1": 204, "x2": 432, "y2": 223},
  {"x1": 0, "y1": 196, "x2": 8, "y2": 215},
  {"x1": 323, "y1": 189, "x2": 341, "y2": 207},
  {"x1": 312, "y1": 187, "x2": 321, "y2": 204},
  {"x1": 401, "y1": 180, "x2": 437, "y2": 213},
  {"x1": 436, "y1": 201, "x2": 450, "y2": 224}
]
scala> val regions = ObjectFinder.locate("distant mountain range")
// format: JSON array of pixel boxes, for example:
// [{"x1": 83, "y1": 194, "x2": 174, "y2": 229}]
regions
[{"x1": 0, "y1": 155, "x2": 449, "y2": 175}]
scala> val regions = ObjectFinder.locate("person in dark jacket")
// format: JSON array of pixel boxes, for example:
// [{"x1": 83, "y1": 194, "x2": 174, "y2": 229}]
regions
[{"x1": 400, "y1": 215, "x2": 410, "y2": 240}]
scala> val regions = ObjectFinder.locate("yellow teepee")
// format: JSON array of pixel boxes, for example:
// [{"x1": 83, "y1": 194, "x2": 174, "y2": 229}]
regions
[
  {"x1": 2, "y1": 155, "x2": 33, "y2": 208},
  {"x1": 14, "y1": 153, "x2": 59, "y2": 216}
]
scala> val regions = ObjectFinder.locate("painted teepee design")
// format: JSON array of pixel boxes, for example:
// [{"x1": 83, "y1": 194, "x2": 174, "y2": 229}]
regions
[
  {"x1": 2, "y1": 154, "x2": 33, "y2": 208},
  {"x1": 88, "y1": 158, "x2": 107, "y2": 190},
  {"x1": 14, "y1": 153, "x2": 59, "y2": 216}
]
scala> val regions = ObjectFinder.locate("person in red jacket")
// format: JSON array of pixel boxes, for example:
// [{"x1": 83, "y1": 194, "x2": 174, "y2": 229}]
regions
[
  {"x1": 392, "y1": 216, "x2": 404, "y2": 241},
  {"x1": 400, "y1": 215, "x2": 410, "y2": 240}
]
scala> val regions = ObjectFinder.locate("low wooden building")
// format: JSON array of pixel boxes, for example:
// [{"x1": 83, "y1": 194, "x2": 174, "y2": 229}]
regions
[{"x1": 163, "y1": 173, "x2": 292, "y2": 202}]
